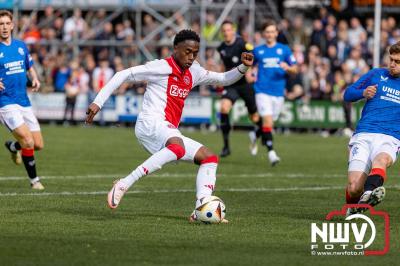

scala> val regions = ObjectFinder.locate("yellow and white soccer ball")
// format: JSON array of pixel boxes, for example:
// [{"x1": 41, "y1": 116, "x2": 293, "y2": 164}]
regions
[{"x1": 195, "y1": 196, "x2": 226, "y2": 224}]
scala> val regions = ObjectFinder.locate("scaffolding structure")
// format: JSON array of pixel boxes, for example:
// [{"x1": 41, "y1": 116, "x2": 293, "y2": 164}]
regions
[{"x1": 10, "y1": 0, "x2": 283, "y2": 64}]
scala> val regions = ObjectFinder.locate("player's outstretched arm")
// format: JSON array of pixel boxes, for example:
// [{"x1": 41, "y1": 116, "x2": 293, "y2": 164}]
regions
[
  {"x1": 195, "y1": 52, "x2": 254, "y2": 87},
  {"x1": 241, "y1": 52, "x2": 254, "y2": 67},
  {"x1": 344, "y1": 70, "x2": 376, "y2": 102},
  {"x1": 91, "y1": 69, "x2": 132, "y2": 109},
  {"x1": 0, "y1": 78, "x2": 4, "y2": 91},
  {"x1": 85, "y1": 103, "x2": 100, "y2": 124},
  {"x1": 85, "y1": 69, "x2": 132, "y2": 124}
]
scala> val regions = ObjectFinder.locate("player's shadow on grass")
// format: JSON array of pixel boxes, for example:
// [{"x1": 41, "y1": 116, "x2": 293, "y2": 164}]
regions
[
  {"x1": 134, "y1": 212, "x2": 187, "y2": 222},
  {"x1": 56, "y1": 207, "x2": 186, "y2": 223}
]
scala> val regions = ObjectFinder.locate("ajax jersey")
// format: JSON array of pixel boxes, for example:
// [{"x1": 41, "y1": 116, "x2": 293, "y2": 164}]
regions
[{"x1": 94, "y1": 56, "x2": 245, "y2": 128}]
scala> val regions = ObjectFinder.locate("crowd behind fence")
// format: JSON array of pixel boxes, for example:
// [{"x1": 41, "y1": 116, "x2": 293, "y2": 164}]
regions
[{"x1": 13, "y1": 5, "x2": 400, "y2": 127}]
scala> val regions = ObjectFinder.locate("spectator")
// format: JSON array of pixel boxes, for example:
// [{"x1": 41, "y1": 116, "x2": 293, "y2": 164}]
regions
[
  {"x1": 191, "y1": 21, "x2": 201, "y2": 35},
  {"x1": 92, "y1": 59, "x2": 114, "y2": 93},
  {"x1": 142, "y1": 14, "x2": 160, "y2": 54},
  {"x1": 63, "y1": 8, "x2": 87, "y2": 41},
  {"x1": 289, "y1": 15, "x2": 308, "y2": 47},
  {"x1": 309, "y1": 78, "x2": 322, "y2": 100},
  {"x1": 174, "y1": 12, "x2": 189, "y2": 32},
  {"x1": 39, "y1": 6, "x2": 56, "y2": 26},
  {"x1": 326, "y1": 14, "x2": 337, "y2": 29},
  {"x1": 53, "y1": 17, "x2": 64, "y2": 39},
  {"x1": 23, "y1": 23, "x2": 41, "y2": 44},
  {"x1": 319, "y1": 6, "x2": 329, "y2": 27},
  {"x1": 277, "y1": 18, "x2": 290, "y2": 44},
  {"x1": 122, "y1": 19, "x2": 135, "y2": 39},
  {"x1": 348, "y1": 17, "x2": 366, "y2": 47},
  {"x1": 53, "y1": 59, "x2": 71, "y2": 93},
  {"x1": 336, "y1": 28, "x2": 351, "y2": 64},
  {"x1": 365, "y1": 17, "x2": 374, "y2": 38},
  {"x1": 202, "y1": 13, "x2": 219, "y2": 42},
  {"x1": 325, "y1": 24, "x2": 337, "y2": 48},
  {"x1": 159, "y1": 27, "x2": 175, "y2": 46},
  {"x1": 63, "y1": 63, "x2": 81, "y2": 124},
  {"x1": 343, "y1": 46, "x2": 369, "y2": 75},
  {"x1": 92, "y1": 59, "x2": 114, "y2": 125},
  {"x1": 326, "y1": 44, "x2": 341, "y2": 72},
  {"x1": 310, "y1": 19, "x2": 326, "y2": 54},
  {"x1": 96, "y1": 22, "x2": 114, "y2": 40}
]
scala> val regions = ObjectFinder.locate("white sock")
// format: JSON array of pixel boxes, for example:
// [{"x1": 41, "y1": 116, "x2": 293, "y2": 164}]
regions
[
  {"x1": 10, "y1": 141, "x2": 18, "y2": 152},
  {"x1": 30, "y1": 177, "x2": 40, "y2": 184},
  {"x1": 121, "y1": 147, "x2": 178, "y2": 188},
  {"x1": 196, "y1": 162, "x2": 218, "y2": 199}
]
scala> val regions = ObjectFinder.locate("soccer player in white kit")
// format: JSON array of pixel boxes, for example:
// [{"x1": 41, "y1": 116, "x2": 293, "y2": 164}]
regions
[{"x1": 85, "y1": 30, "x2": 254, "y2": 222}]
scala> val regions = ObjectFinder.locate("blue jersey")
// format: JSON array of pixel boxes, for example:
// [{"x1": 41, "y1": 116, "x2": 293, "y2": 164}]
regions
[
  {"x1": 0, "y1": 39, "x2": 33, "y2": 108},
  {"x1": 344, "y1": 68, "x2": 400, "y2": 140},
  {"x1": 252, "y1": 42, "x2": 296, "y2": 97}
]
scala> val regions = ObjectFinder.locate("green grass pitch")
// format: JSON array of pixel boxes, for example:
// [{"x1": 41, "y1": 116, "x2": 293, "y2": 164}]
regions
[{"x1": 0, "y1": 125, "x2": 399, "y2": 265}]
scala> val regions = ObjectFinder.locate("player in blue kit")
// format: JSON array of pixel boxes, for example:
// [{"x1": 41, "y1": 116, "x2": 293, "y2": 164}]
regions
[
  {"x1": 247, "y1": 19, "x2": 297, "y2": 165},
  {"x1": 343, "y1": 41, "x2": 400, "y2": 215},
  {"x1": 0, "y1": 10, "x2": 44, "y2": 189}
]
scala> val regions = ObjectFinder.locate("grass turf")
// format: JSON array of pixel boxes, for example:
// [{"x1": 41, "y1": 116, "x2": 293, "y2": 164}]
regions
[{"x1": 0, "y1": 125, "x2": 399, "y2": 265}]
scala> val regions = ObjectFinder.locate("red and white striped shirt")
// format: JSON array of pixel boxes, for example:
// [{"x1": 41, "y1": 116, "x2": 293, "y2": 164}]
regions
[{"x1": 94, "y1": 56, "x2": 247, "y2": 127}]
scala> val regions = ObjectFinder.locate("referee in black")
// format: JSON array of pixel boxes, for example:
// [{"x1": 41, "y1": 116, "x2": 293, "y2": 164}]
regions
[{"x1": 217, "y1": 20, "x2": 259, "y2": 157}]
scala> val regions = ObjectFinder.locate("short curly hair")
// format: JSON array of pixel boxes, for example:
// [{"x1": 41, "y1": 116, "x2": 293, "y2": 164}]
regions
[
  {"x1": 389, "y1": 41, "x2": 400, "y2": 55},
  {"x1": 173, "y1": 29, "x2": 200, "y2": 46}
]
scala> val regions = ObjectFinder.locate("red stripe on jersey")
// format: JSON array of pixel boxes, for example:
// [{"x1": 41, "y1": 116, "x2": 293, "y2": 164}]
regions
[{"x1": 164, "y1": 57, "x2": 193, "y2": 127}]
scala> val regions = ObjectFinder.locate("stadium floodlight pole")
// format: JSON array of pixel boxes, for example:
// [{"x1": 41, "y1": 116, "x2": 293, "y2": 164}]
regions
[
  {"x1": 12, "y1": 0, "x2": 19, "y2": 38},
  {"x1": 373, "y1": 0, "x2": 382, "y2": 68},
  {"x1": 135, "y1": 2, "x2": 142, "y2": 64},
  {"x1": 199, "y1": 0, "x2": 207, "y2": 65},
  {"x1": 249, "y1": 0, "x2": 255, "y2": 44}
]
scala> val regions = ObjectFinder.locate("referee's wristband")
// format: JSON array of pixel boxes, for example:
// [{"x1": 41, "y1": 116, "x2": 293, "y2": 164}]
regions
[{"x1": 237, "y1": 64, "x2": 248, "y2": 74}]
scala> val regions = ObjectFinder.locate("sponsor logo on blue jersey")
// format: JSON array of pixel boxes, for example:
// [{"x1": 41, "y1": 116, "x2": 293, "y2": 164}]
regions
[
  {"x1": 252, "y1": 42, "x2": 296, "y2": 97},
  {"x1": 350, "y1": 68, "x2": 400, "y2": 140},
  {"x1": 0, "y1": 39, "x2": 33, "y2": 108}
]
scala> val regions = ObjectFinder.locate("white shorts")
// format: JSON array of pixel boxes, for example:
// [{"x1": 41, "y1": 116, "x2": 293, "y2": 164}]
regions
[
  {"x1": 0, "y1": 104, "x2": 40, "y2": 132},
  {"x1": 135, "y1": 116, "x2": 203, "y2": 162},
  {"x1": 255, "y1": 93, "x2": 284, "y2": 121},
  {"x1": 348, "y1": 133, "x2": 400, "y2": 174}
]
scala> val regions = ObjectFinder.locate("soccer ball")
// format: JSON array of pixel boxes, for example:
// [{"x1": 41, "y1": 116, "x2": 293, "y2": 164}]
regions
[{"x1": 195, "y1": 195, "x2": 226, "y2": 224}]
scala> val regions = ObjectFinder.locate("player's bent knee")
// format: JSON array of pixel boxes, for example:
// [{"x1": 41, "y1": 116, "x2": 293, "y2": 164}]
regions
[
  {"x1": 200, "y1": 155, "x2": 219, "y2": 165},
  {"x1": 347, "y1": 183, "x2": 363, "y2": 197},
  {"x1": 20, "y1": 137, "x2": 34, "y2": 149},
  {"x1": 373, "y1": 155, "x2": 392, "y2": 168},
  {"x1": 34, "y1": 143, "x2": 44, "y2": 151},
  {"x1": 167, "y1": 143, "x2": 185, "y2": 160}
]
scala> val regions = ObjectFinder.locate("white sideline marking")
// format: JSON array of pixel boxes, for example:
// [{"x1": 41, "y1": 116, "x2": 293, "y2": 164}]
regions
[
  {"x1": 0, "y1": 185, "x2": 399, "y2": 197},
  {"x1": 0, "y1": 186, "x2": 342, "y2": 197},
  {"x1": 0, "y1": 173, "x2": 344, "y2": 181}
]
